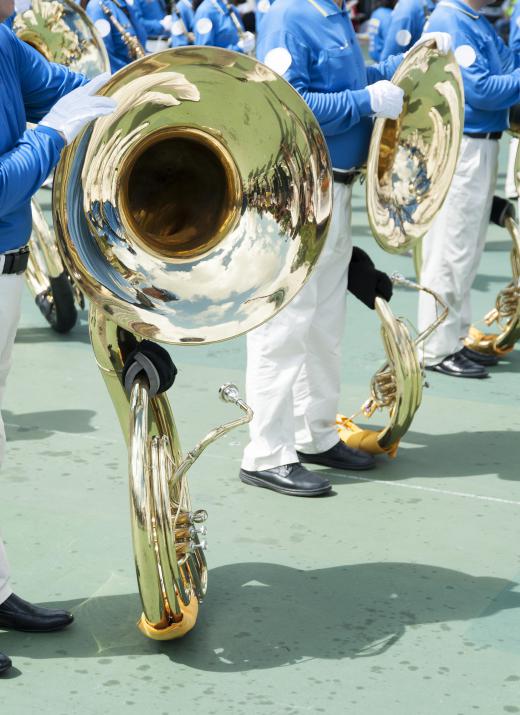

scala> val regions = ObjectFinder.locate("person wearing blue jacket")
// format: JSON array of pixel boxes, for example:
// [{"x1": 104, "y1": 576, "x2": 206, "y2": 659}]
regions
[
  {"x1": 133, "y1": 0, "x2": 169, "y2": 39},
  {"x1": 255, "y1": 0, "x2": 274, "y2": 35},
  {"x1": 367, "y1": 0, "x2": 394, "y2": 62},
  {"x1": 86, "y1": 0, "x2": 148, "y2": 72},
  {"x1": 417, "y1": 0, "x2": 520, "y2": 377},
  {"x1": 0, "y1": 7, "x2": 116, "y2": 674},
  {"x1": 170, "y1": 0, "x2": 195, "y2": 47},
  {"x1": 193, "y1": 0, "x2": 255, "y2": 54},
  {"x1": 380, "y1": 0, "x2": 435, "y2": 59},
  {"x1": 238, "y1": 0, "x2": 451, "y2": 497},
  {"x1": 505, "y1": 1, "x2": 520, "y2": 198}
]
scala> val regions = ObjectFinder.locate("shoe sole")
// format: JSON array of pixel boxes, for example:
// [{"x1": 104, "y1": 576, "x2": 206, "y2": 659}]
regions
[
  {"x1": 239, "y1": 473, "x2": 331, "y2": 497},
  {"x1": 0, "y1": 622, "x2": 73, "y2": 633},
  {"x1": 297, "y1": 456, "x2": 376, "y2": 471},
  {"x1": 426, "y1": 367, "x2": 489, "y2": 379}
]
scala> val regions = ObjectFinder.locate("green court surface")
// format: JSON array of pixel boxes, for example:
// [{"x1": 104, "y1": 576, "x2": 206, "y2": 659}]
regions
[{"x1": 1, "y1": 148, "x2": 519, "y2": 715}]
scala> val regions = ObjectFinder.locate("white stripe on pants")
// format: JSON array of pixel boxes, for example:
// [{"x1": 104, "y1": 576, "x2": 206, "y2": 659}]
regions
[
  {"x1": 418, "y1": 136, "x2": 498, "y2": 366},
  {"x1": 0, "y1": 274, "x2": 24, "y2": 604},
  {"x1": 241, "y1": 183, "x2": 352, "y2": 472}
]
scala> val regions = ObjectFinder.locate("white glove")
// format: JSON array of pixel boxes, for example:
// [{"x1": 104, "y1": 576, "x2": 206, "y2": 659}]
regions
[
  {"x1": 367, "y1": 80, "x2": 404, "y2": 120},
  {"x1": 39, "y1": 72, "x2": 117, "y2": 145},
  {"x1": 237, "y1": 30, "x2": 255, "y2": 54},
  {"x1": 160, "y1": 14, "x2": 173, "y2": 32},
  {"x1": 413, "y1": 31, "x2": 452, "y2": 55},
  {"x1": 14, "y1": 0, "x2": 32, "y2": 12}
]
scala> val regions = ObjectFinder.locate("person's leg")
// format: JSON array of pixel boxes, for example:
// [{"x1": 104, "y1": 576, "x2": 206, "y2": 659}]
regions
[
  {"x1": 241, "y1": 247, "x2": 319, "y2": 472},
  {"x1": 505, "y1": 137, "x2": 518, "y2": 200},
  {"x1": 418, "y1": 138, "x2": 494, "y2": 366},
  {"x1": 0, "y1": 274, "x2": 24, "y2": 606},
  {"x1": 293, "y1": 183, "x2": 351, "y2": 454}
]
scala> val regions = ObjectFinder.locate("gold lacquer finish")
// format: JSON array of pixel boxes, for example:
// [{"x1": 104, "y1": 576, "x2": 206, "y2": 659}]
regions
[
  {"x1": 99, "y1": 1, "x2": 145, "y2": 61},
  {"x1": 366, "y1": 41, "x2": 464, "y2": 253},
  {"x1": 53, "y1": 48, "x2": 331, "y2": 343},
  {"x1": 14, "y1": 0, "x2": 109, "y2": 78},
  {"x1": 26, "y1": 199, "x2": 64, "y2": 298},
  {"x1": 53, "y1": 48, "x2": 332, "y2": 638},
  {"x1": 337, "y1": 274, "x2": 448, "y2": 457},
  {"x1": 465, "y1": 212, "x2": 520, "y2": 356}
]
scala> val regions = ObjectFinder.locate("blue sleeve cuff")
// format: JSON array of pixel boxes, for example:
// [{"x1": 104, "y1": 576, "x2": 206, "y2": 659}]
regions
[
  {"x1": 34, "y1": 124, "x2": 66, "y2": 151},
  {"x1": 351, "y1": 89, "x2": 372, "y2": 117}
]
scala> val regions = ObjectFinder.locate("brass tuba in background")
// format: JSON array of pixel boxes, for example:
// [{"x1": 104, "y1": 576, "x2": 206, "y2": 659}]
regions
[
  {"x1": 337, "y1": 41, "x2": 463, "y2": 457},
  {"x1": 53, "y1": 47, "x2": 332, "y2": 639}
]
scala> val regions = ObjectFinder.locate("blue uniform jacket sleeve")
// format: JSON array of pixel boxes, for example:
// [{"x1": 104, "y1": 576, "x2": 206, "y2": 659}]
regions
[
  {"x1": 193, "y1": 6, "x2": 241, "y2": 52},
  {"x1": 133, "y1": 0, "x2": 164, "y2": 37},
  {"x1": 0, "y1": 127, "x2": 64, "y2": 217},
  {"x1": 13, "y1": 32, "x2": 86, "y2": 122},
  {"x1": 366, "y1": 53, "x2": 403, "y2": 83},
  {"x1": 510, "y1": 6, "x2": 520, "y2": 66},
  {"x1": 259, "y1": 31, "x2": 372, "y2": 136}
]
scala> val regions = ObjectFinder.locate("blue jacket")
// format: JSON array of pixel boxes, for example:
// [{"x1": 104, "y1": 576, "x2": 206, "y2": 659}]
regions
[
  {"x1": 170, "y1": 0, "x2": 195, "y2": 47},
  {"x1": 428, "y1": 0, "x2": 520, "y2": 133},
  {"x1": 257, "y1": 0, "x2": 403, "y2": 171},
  {"x1": 0, "y1": 26, "x2": 85, "y2": 252},
  {"x1": 380, "y1": 0, "x2": 435, "y2": 59},
  {"x1": 510, "y1": 1, "x2": 520, "y2": 65},
  {"x1": 134, "y1": 0, "x2": 168, "y2": 37},
  {"x1": 367, "y1": 6, "x2": 392, "y2": 61},
  {"x1": 255, "y1": 0, "x2": 275, "y2": 36},
  {"x1": 86, "y1": 0, "x2": 147, "y2": 73},
  {"x1": 193, "y1": 0, "x2": 245, "y2": 52}
]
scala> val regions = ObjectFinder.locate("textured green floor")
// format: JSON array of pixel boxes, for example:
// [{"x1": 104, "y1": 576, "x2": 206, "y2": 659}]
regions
[{"x1": 1, "y1": 148, "x2": 519, "y2": 714}]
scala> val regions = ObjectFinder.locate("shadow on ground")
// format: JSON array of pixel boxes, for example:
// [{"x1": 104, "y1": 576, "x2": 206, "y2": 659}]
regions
[
  {"x1": 0, "y1": 562, "x2": 518, "y2": 672},
  {"x1": 3, "y1": 409, "x2": 97, "y2": 442},
  {"x1": 14, "y1": 321, "x2": 90, "y2": 345}
]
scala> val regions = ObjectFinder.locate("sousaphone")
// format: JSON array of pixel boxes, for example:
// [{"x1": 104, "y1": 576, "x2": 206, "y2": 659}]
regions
[
  {"x1": 337, "y1": 40, "x2": 464, "y2": 457},
  {"x1": 53, "y1": 47, "x2": 332, "y2": 639}
]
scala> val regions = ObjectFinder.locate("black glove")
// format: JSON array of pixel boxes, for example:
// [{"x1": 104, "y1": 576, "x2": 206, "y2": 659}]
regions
[
  {"x1": 347, "y1": 246, "x2": 393, "y2": 309},
  {"x1": 489, "y1": 195, "x2": 516, "y2": 228}
]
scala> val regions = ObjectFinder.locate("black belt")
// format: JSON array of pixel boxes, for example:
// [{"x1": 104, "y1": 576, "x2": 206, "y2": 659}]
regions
[
  {"x1": 463, "y1": 131, "x2": 503, "y2": 140},
  {"x1": 333, "y1": 170, "x2": 360, "y2": 185},
  {"x1": 1, "y1": 246, "x2": 30, "y2": 275}
]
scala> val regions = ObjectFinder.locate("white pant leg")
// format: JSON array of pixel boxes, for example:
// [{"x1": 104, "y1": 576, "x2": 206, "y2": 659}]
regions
[
  {"x1": 0, "y1": 274, "x2": 24, "y2": 604},
  {"x1": 418, "y1": 138, "x2": 498, "y2": 365},
  {"x1": 505, "y1": 137, "x2": 519, "y2": 199},
  {"x1": 293, "y1": 184, "x2": 352, "y2": 453},
  {"x1": 242, "y1": 183, "x2": 352, "y2": 471}
]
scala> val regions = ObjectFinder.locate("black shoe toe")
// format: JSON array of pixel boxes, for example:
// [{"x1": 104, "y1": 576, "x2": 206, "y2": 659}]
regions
[
  {"x1": 460, "y1": 346, "x2": 499, "y2": 366},
  {"x1": 297, "y1": 441, "x2": 376, "y2": 471},
  {"x1": 239, "y1": 463, "x2": 331, "y2": 497},
  {"x1": 427, "y1": 351, "x2": 489, "y2": 379},
  {"x1": 0, "y1": 652, "x2": 12, "y2": 674},
  {"x1": 0, "y1": 593, "x2": 74, "y2": 633}
]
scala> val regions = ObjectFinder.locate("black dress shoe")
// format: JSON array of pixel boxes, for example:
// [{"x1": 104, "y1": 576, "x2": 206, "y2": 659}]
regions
[
  {"x1": 0, "y1": 652, "x2": 12, "y2": 674},
  {"x1": 239, "y1": 463, "x2": 331, "y2": 497},
  {"x1": 460, "y1": 345, "x2": 499, "y2": 366},
  {"x1": 426, "y1": 351, "x2": 489, "y2": 379},
  {"x1": 0, "y1": 593, "x2": 74, "y2": 633},
  {"x1": 297, "y1": 440, "x2": 376, "y2": 471}
]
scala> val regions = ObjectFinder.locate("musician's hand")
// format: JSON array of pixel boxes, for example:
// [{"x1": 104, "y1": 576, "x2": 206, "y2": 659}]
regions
[
  {"x1": 160, "y1": 14, "x2": 173, "y2": 32},
  {"x1": 237, "y1": 30, "x2": 255, "y2": 54},
  {"x1": 39, "y1": 73, "x2": 117, "y2": 145},
  {"x1": 347, "y1": 247, "x2": 393, "y2": 309},
  {"x1": 413, "y1": 31, "x2": 452, "y2": 55},
  {"x1": 366, "y1": 80, "x2": 404, "y2": 120}
]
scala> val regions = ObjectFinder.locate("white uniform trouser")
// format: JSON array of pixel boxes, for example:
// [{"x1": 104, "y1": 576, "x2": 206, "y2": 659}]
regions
[
  {"x1": 418, "y1": 136, "x2": 499, "y2": 366},
  {"x1": 505, "y1": 137, "x2": 518, "y2": 199},
  {"x1": 0, "y1": 274, "x2": 24, "y2": 604},
  {"x1": 241, "y1": 182, "x2": 352, "y2": 472}
]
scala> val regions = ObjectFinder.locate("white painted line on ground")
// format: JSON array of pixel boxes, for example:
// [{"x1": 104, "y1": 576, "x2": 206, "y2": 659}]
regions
[{"x1": 345, "y1": 474, "x2": 520, "y2": 506}]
